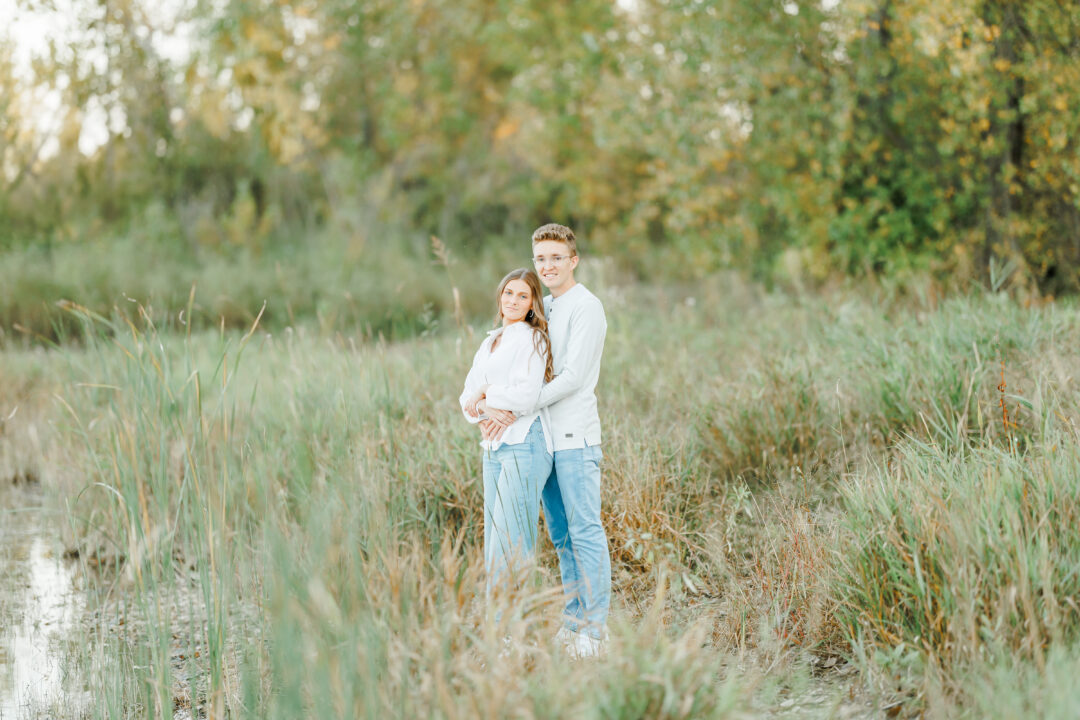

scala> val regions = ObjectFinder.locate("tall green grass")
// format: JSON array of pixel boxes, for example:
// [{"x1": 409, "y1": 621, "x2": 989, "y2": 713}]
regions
[
  {"x1": 945, "y1": 642, "x2": 1080, "y2": 719},
  {"x1": 5, "y1": 284, "x2": 1080, "y2": 716},
  {"x1": 0, "y1": 225, "x2": 534, "y2": 344},
  {"x1": 26, "y1": 285, "x2": 753, "y2": 717},
  {"x1": 700, "y1": 294, "x2": 1067, "y2": 479},
  {"x1": 837, "y1": 430, "x2": 1080, "y2": 667}
]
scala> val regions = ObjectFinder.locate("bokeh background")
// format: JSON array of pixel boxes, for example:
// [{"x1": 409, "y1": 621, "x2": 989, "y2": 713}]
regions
[{"x1": 3, "y1": 0, "x2": 1079, "y2": 339}]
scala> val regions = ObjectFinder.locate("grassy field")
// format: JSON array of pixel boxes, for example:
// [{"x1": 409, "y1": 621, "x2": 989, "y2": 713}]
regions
[
  {"x1": 0, "y1": 226, "x2": 518, "y2": 344},
  {"x1": 2, "y1": 273, "x2": 1080, "y2": 718}
]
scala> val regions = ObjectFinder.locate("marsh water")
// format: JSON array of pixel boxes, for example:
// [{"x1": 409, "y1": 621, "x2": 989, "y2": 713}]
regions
[{"x1": 0, "y1": 485, "x2": 83, "y2": 719}]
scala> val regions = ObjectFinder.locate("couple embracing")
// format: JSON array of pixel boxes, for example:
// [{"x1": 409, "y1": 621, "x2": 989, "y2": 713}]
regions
[{"x1": 459, "y1": 223, "x2": 610, "y2": 658}]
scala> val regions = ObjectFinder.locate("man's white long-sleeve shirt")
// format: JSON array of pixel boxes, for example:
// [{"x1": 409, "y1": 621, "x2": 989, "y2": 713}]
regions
[
  {"x1": 460, "y1": 322, "x2": 552, "y2": 452},
  {"x1": 536, "y1": 283, "x2": 606, "y2": 451}
]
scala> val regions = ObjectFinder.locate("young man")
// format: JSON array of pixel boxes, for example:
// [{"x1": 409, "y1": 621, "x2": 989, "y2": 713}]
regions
[{"x1": 478, "y1": 223, "x2": 610, "y2": 656}]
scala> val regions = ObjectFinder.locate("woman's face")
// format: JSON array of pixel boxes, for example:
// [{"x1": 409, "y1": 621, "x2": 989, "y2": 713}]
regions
[{"x1": 500, "y1": 278, "x2": 533, "y2": 324}]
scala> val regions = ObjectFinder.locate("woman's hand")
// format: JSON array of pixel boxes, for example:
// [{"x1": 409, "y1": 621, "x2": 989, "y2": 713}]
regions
[{"x1": 464, "y1": 390, "x2": 486, "y2": 418}]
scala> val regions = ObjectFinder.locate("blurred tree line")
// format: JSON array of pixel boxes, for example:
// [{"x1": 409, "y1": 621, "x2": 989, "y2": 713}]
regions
[{"x1": 2, "y1": 0, "x2": 1079, "y2": 291}]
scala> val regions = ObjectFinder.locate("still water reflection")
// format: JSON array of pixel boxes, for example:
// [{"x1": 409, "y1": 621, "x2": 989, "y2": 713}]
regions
[{"x1": 0, "y1": 488, "x2": 81, "y2": 719}]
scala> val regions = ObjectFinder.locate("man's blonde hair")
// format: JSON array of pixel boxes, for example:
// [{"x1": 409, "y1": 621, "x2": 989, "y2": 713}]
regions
[{"x1": 531, "y1": 223, "x2": 577, "y2": 255}]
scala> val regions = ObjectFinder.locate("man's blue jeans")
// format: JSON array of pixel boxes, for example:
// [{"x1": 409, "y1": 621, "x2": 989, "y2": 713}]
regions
[
  {"x1": 541, "y1": 443, "x2": 610, "y2": 638},
  {"x1": 482, "y1": 418, "x2": 552, "y2": 596}
]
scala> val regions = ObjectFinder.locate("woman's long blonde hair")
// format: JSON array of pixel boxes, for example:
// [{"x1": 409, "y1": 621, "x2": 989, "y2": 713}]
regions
[{"x1": 493, "y1": 268, "x2": 554, "y2": 383}]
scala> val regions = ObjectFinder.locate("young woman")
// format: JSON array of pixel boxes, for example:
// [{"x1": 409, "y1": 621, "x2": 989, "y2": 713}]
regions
[{"x1": 460, "y1": 268, "x2": 554, "y2": 596}]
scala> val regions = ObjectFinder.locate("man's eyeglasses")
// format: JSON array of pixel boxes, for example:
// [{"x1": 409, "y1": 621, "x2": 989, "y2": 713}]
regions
[{"x1": 532, "y1": 255, "x2": 573, "y2": 266}]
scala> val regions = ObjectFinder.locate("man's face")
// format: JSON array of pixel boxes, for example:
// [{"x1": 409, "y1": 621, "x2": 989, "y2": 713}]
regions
[{"x1": 532, "y1": 240, "x2": 578, "y2": 293}]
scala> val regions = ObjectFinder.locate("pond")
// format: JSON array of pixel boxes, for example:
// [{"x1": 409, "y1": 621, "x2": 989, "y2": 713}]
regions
[{"x1": 0, "y1": 484, "x2": 84, "y2": 719}]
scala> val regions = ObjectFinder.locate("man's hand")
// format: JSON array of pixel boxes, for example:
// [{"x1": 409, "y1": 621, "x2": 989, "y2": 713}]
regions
[
  {"x1": 479, "y1": 419, "x2": 508, "y2": 443},
  {"x1": 478, "y1": 400, "x2": 516, "y2": 427}
]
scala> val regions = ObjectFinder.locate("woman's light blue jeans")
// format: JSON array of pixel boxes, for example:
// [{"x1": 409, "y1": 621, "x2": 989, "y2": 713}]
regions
[{"x1": 482, "y1": 417, "x2": 552, "y2": 596}]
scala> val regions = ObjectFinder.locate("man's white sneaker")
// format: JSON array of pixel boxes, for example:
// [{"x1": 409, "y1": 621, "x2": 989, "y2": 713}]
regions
[
  {"x1": 499, "y1": 634, "x2": 514, "y2": 659},
  {"x1": 554, "y1": 625, "x2": 575, "y2": 649},
  {"x1": 570, "y1": 630, "x2": 607, "y2": 659}
]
